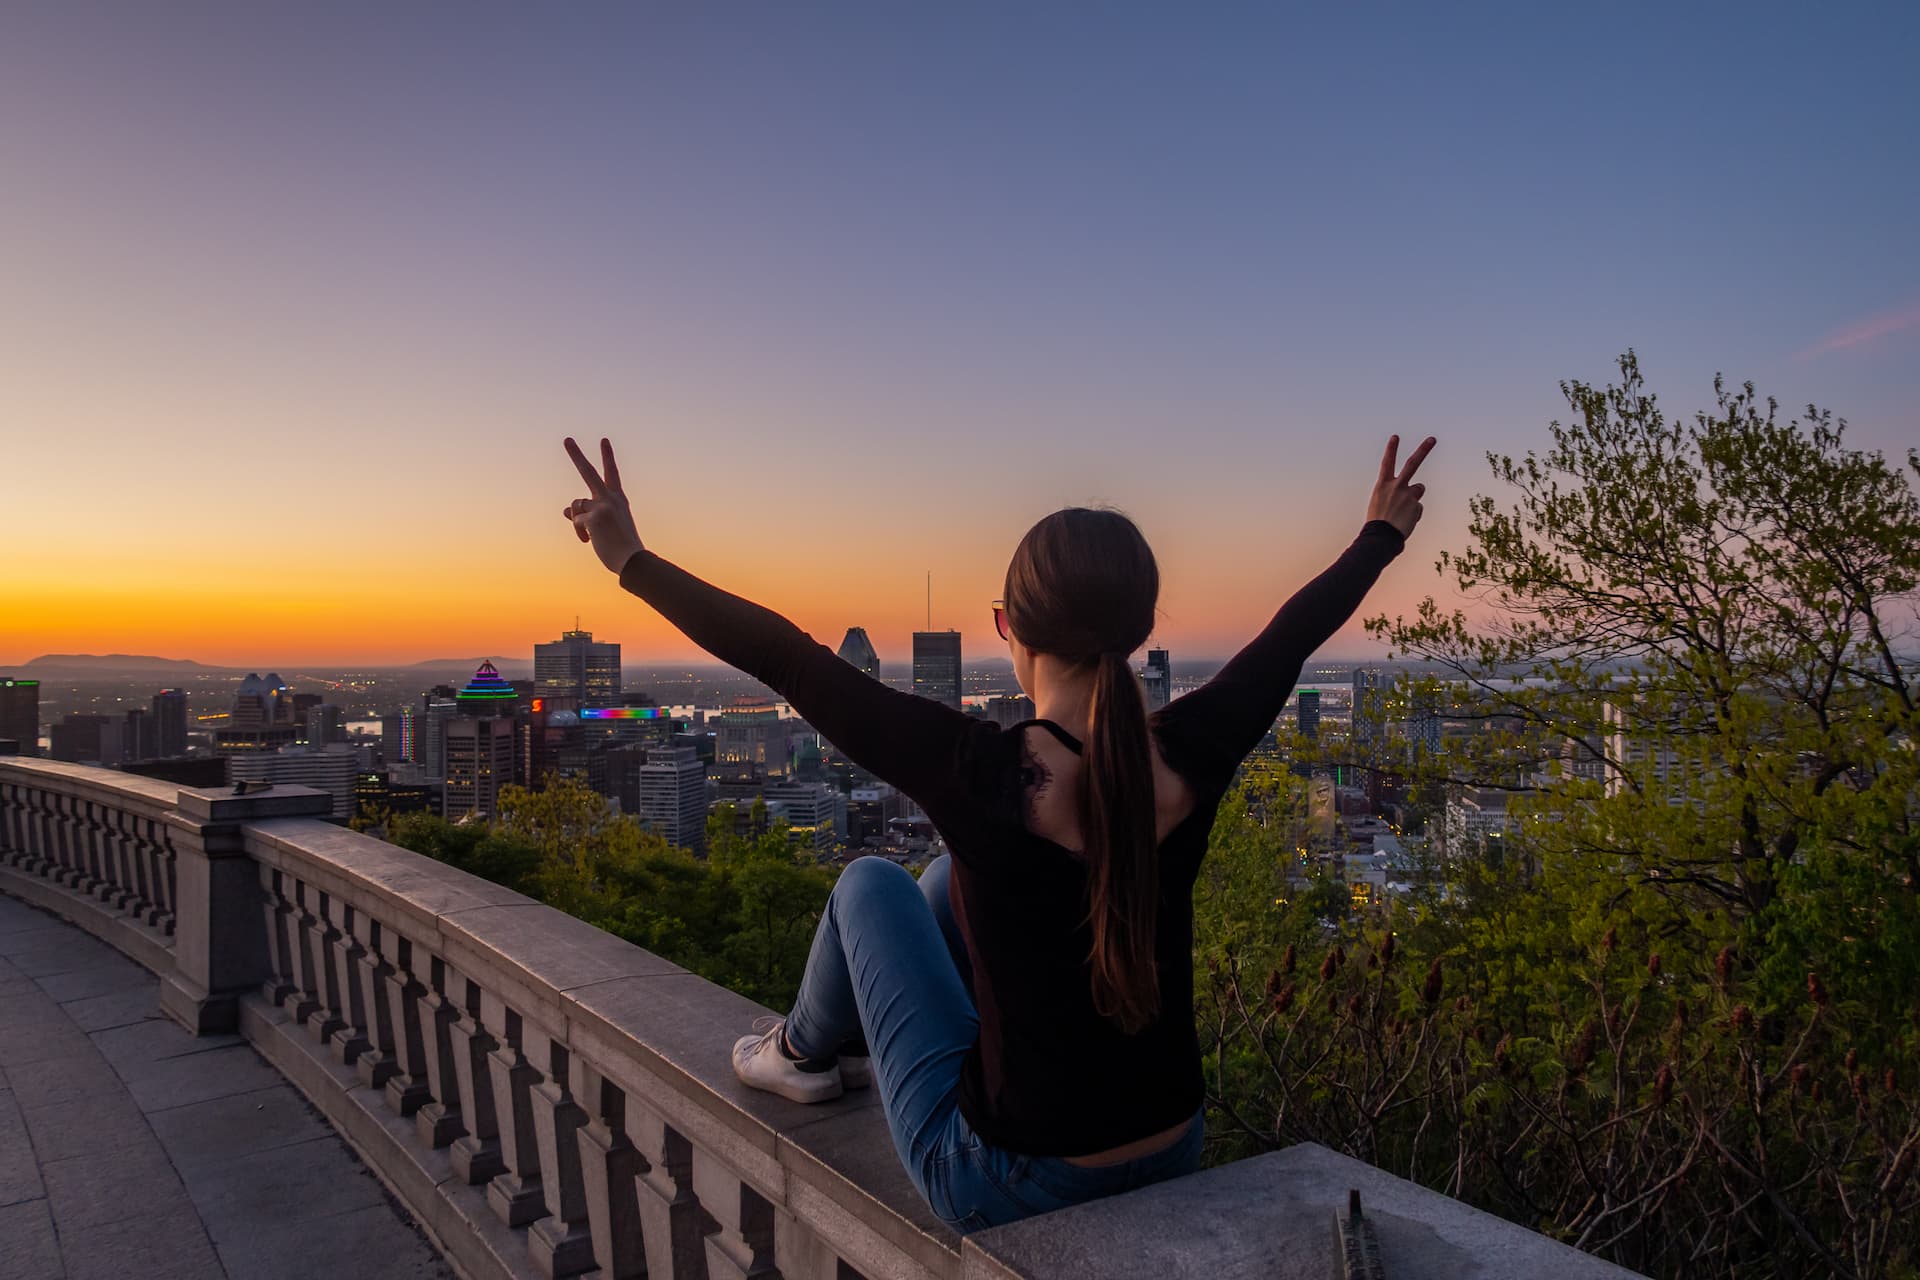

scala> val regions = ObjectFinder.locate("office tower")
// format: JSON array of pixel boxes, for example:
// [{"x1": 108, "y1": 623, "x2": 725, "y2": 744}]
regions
[
  {"x1": 763, "y1": 780, "x2": 839, "y2": 850},
  {"x1": 216, "y1": 673, "x2": 299, "y2": 754},
  {"x1": 124, "y1": 707, "x2": 157, "y2": 761},
  {"x1": 305, "y1": 703, "x2": 345, "y2": 745},
  {"x1": 353, "y1": 770, "x2": 437, "y2": 822},
  {"x1": 836, "y1": 628, "x2": 881, "y2": 678},
  {"x1": 228, "y1": 744, "x2": 359, "y2": 820},
  {"x1": 381, "y1": 707, "x2": 417, "y2": 764},
  {"x1": 579, "y1": 700, "x2": 676, "y2": 748},
  {"x1": 49, "y1": 714, "x2": 124, "y2": 765},
  {"x1": 1142, "y1": 649, "x2": 1172, "y2": 711},
  {"x1": 637, "y1": 745, "x2": 709, "y2": 855},
  {"x1": 1296, "y1": 689, "x2": 1321, "y2": 740},
  {"x1": 419, "y1": 685, "x2": 459, "y2": 779},
  {"x1": 1, "y1": 678, "x2": 41, "y2": 756},
  {"x1": 152, "y1": 689, "x2": 189, "y2": 758},
  {"x1": 713, "y1": 698, "x2": 792, "y2": 780},
  {"x1": 912, "y1": 631, "x2": 962, "y2": 710},
  {"x1": 444, "y1": 715, "x2": 516, "y2": 821},
  {"x1": 456, "y1": 661, "x2": 519, "y2": 715},
  {"x1": 1352, "y1": 668, "x2": 1387, "y2": 750},
  {"x1": 535, "y1": 628, "x2": 621, "y2": 709}
]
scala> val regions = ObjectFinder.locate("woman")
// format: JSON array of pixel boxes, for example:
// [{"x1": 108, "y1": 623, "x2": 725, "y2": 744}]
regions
[{"x1": 562, "y1": 433, "x2": 1432, "y2": 1232}]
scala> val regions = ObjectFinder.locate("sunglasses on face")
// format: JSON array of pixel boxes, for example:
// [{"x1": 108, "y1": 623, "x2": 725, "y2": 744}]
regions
[{"x1": 991, "y1": 600, "x2": 1010, "y2": 642}]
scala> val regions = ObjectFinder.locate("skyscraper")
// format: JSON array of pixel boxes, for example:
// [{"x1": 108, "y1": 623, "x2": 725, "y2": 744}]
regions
[
  {"x1": 1142, "y1": 649, "x2": 1172, "y2": 711},
  {"x1": 836, "y1": 627, "x2": 880, "y2": 678},
  {"x1": 912, "y1": 631, "x2": 962, "y2": 710},
  {"x1": 419, "y1": 685, "x2": 459, "y2": 779},
  {"x1": 124, "y1": 707, "x2": 157, "y2": 761},
  {"x1": 534, "y1": 628, "x2": 621, "y2": 709},
  {"x1": 444, "y1": 715, "x2": 516, "y2": 821},
  {"x1": 637, "y1": 744, "x2": 709, "y2": 855},
  {"x1": 228, "y1": 744, "x2": 359, "y2": 820},
  {"x1": 305, "y1": 703, "x2": 345, "y2": 745},
  {"x1": 1, "y1": 678, "x2": 41, "y2": 756},
  {"x1": 152, "y1": 689, "x2": 189, "y2": 758},
  {"x1": 1296, "y1": 689, "x2": 1321, "y2": 740}
]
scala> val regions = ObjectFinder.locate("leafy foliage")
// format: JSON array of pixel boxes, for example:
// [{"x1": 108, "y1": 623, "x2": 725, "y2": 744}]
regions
[
  {"x1": 386, "y1": 776, "x2": 836, "y2": 1009},
  {"x1": 1199, "y1": 356, "x2": 1920, "y2": 1278}
]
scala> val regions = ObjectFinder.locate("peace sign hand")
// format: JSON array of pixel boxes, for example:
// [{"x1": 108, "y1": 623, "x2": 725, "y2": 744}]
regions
[
  {"x1": 1367, "y1": 434, "x2": 1435, "y2": 540},
  {"x1": 563, "y1": 437, "x2": 646, "y2": 575}
]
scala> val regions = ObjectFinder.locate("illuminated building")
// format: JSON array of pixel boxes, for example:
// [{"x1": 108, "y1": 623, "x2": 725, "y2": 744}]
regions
[
  {"x1": 444, "y1": 716, "x2": 515, "y2": 821},
  {"x1": 535, "y1": 628, "x2": 621, "y2": 710},
  {"x1": 152, "y1": 689, "x2": 189, "y2": 759},
  {"x1": 380, "y1": 707, "x2": 417, "y2": 764},
  {"x1": 764, "y1": 780, "x2": 840, "y2": 850},
  {"x1": 713, "y1": 698, "x2": 791, "y2": 781},
  {"x1": 836, "y1": 628, "x2": 880, "y2": 678},
  {"x1": 455, "y1": 661, "x2": 518, "y2": 714},
  {"x1": 215, "y1": 673, "x2": 299, "y2": 755},
  {"x1": 912, "y1": 631, "x2": 961, "y2": 710},
  {"x1": 636, "y1": 744, "x2": 709, "y2": 855},
  {"x1": 1, "y1": 678, "x2": 41, "y2": 756},
  {"x1": 1142, "y1": 648, "x2": 1172, "y2": 711}
]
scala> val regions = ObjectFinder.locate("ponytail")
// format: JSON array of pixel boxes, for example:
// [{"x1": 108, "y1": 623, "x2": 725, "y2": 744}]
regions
[{"x1": 1082, "y1": 651, "x2": 1160, "y2": 1034}]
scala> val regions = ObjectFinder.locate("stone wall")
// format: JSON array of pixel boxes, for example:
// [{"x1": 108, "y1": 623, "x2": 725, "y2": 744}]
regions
[{"x1": 0, "y1": 757, "x2": 1647, "y2": 1280}]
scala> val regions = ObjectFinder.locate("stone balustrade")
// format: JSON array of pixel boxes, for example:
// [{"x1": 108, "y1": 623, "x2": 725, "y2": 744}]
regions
[{"x1": 0, "y1": 757, "x2": 1646, "y2": 1280}]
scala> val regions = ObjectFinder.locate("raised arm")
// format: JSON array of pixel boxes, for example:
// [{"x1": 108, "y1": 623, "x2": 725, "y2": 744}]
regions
[
  {"x1": 562, "y1": 438, "x2": 981, "y2": 803},
  {"x1": 1156, "y1": 435, "x2": 1432, "y2": 788}
]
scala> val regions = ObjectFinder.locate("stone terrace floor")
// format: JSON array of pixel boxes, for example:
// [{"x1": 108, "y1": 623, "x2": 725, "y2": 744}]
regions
[{"x1": 0, "y1": 893, "x2": 454, "y2": 1280}]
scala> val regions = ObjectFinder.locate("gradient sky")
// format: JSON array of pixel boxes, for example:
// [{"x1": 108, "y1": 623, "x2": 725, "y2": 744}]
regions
[{"x1": 2, "y1": 2, "x2": 1915, "y2": 667}]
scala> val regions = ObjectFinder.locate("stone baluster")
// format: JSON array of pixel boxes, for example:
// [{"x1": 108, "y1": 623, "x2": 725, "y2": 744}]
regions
[
  {"x1": 49, "y1": 792, "x2": 81, "y2": 886},
  {"x1": 259, "y1": 864, "x2": 298, "y2": 1006},
  {"x1": 122, "y1": 813, "x2": 159, "y2": 921},
  {"x1": 304, "y1": 892, "x2": 348, "y2": 1044},
  {"x1": 448, "y1": 969, "x2": 505, "y2": 1184},
  {"x1": 694, "y1": 1150, "x2": 781, "y2": 1280},
  {"x1": 351, "y1": 916, "x2": 400, "y2": 1090},
  {"x1": 774, "y1": 1210, "x2": 865, "y2": 1280},
  {"x1": 414, "y1": 955, "x2": 467, "y2": 1148},
  {"x1": 73, "y1": 797, "x2": 106, "y2": 896},
  {"x1": 381, "y1": 934, "x2": 433, "y2": 1117},
  {"x1": 96, "y1": 807, "x2": 134, "y2": 909},
  {"x1": 572, "y1": 1058, "x2": 645, "y2": 1278},
  {"x1": 0, "y1": 782, "x2": 24, "y2": 867},
  {"x1": 288, "y1": 879, "x2": 324, "y2": 1023},
  {"x1": 16, "y1": 785, "x2": 47, "y2": 874},
  {"x1": 525, "y1": 1030, "x2": 596, "y2": 1277},
  {"x1": 482, "y1": 998, "x2": 545, "y2": 1226},
  {"x1": 150, "y1": 818, "x2": 178, "y2": 935},
  {"x1": 628, "y1": 1108, "x2": 711, "y2": 1280},
  {"x1": 325, "y1": 900, "x2": 372, "y2": 1065}
]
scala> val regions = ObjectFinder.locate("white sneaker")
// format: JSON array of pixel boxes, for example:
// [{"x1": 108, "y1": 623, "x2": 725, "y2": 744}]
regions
[
  {"x1": 732, "y1": 1018, "x2": 844, "y2": 1104},
  {"x1": 840, "y1": 1054, "x2": 872, "y2": 1089}
]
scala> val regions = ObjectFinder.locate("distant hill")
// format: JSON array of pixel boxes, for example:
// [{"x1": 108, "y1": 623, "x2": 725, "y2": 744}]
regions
[{"x1": 22, "y1": 654, "x2": 222, "y2": 673}]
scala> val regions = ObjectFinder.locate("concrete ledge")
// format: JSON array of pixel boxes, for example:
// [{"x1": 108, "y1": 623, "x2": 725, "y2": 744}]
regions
[
  {"x1": 962, "y1": 1142, "x2": 1649, "y2": 1280},
  {"x1": 0, "y1": 863, "x2": 174, "y2": 976}
]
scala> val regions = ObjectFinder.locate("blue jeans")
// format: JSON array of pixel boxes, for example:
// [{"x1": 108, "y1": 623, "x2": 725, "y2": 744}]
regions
[{"x1": 784, "y1": 854, "x2": 1205, "y2": 1233}]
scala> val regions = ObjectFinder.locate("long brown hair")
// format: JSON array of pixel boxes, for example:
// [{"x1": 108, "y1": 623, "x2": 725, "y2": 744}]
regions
[{"x1": 1003, "y1": 507, "x2": 1161, "y2": 1033}]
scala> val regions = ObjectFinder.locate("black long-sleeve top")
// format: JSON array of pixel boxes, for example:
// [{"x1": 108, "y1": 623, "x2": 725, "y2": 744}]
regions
[{"x1": 618, "y1": 520, "x2": 1406, "y2": 1156}]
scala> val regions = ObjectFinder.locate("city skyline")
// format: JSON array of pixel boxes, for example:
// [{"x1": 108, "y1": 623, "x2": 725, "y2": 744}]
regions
[{"x1": 3, "y1": 5, "x2": 1914, "y2": 667}]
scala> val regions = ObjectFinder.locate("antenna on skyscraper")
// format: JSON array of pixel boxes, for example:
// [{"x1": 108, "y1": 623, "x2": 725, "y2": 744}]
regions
[{"x1": 926, "y1": 572, "x2": 931, "y2": 631}]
